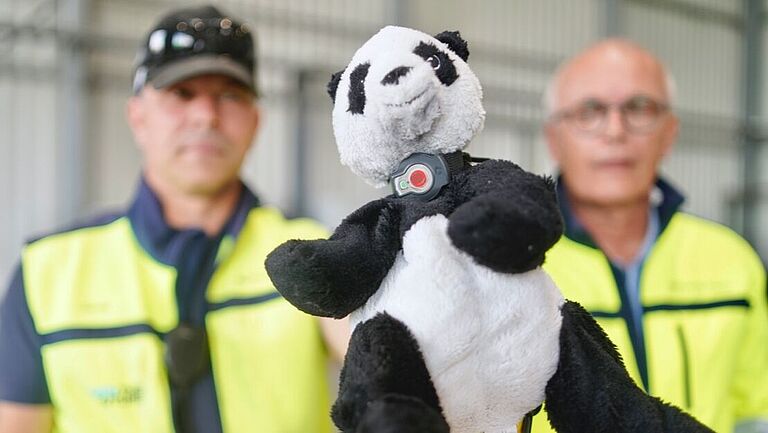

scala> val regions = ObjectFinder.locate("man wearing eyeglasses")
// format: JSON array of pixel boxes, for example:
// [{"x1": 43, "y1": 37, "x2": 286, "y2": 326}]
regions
[
  {"x1": 532, "y1": 39, "x2": 768, "y2": 433},
  {"x1": 0, "y1": 5, "x2": 347, "y2": 433}
]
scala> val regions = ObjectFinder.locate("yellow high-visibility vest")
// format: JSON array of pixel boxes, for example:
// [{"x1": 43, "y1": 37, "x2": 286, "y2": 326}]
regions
[
  {"x1": 533, "y1": 212, "x2": 768, "y2": 433},
  {"x1": 22, "y1": 207, "x2": 333, "y2": 433}
]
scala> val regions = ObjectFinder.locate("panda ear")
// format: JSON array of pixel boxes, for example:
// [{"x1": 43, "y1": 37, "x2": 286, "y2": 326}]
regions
[
  {"x1": 327, "y1": 69, "x2": 345, "y2": 102},
  {"x1": 434, "y1": 30, "x2": 469, "y2": 62}
]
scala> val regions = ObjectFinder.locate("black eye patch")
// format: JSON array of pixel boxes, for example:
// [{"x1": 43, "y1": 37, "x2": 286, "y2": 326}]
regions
[
  {"x1": 347, "y1": 62, "x2": 370, "y2": 114},
  {"x1": 413, "y1": 42, "x2": 458, "y2": 86}
]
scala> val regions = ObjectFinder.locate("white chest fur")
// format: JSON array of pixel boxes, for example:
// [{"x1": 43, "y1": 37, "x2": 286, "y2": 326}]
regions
[{"x1": 351, "y1": 214, "x2": 564, "y2": 433}]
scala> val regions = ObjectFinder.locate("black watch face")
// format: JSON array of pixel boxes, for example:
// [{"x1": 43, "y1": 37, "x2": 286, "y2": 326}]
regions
[
  {"x1": 389, "y1": 153, "x2": 450, "y2": 201},
  {"x1": 392, "y1": 163, "x2": 435, "y2": 196}
]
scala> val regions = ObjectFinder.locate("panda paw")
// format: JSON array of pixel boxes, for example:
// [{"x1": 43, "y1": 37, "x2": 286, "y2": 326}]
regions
[
  {"x1": 447, "y1": 193, "x2": 561, "y2": 273},
  {"x1": 355, "y1": 394, "x2": 450, "y2": 433}
]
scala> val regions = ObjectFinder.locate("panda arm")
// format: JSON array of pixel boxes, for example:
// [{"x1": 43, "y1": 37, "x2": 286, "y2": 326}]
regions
[
  {"x1": 544, "y1": 301, "x2": 714, "y2": 433},
  {"x1": 265, "y1": 198, "x2": 402, "y2": 319},
  {"x1": 447, "y1": 160, "x2": 563, "y2": 273}
]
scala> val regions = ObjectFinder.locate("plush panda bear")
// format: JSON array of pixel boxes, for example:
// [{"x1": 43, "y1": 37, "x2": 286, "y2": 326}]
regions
[{"x1": 265, "y1": 26, "x2": 713, "y2": 433}]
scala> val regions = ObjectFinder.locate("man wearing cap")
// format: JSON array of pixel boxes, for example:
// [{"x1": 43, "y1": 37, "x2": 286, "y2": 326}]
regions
[{"x1": 0, "y1": 5, "x2": 347, "y2": 433}]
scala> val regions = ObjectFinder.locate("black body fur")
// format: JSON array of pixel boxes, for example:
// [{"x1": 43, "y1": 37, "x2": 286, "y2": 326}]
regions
[
  {"x1": 266, "y1": 158, "x2": 562, "y2": 319},
  {"x1": 264, "y1": 160, "x2": 716, "y2": 432},
  {"x1": 546, "y1": 302, "x2": 714, "y2": 433},
  {"x1": 333, "y1": 313, "x2": 449, "y2": 433},
  {"x1": 267, "y1": 159, "x2": 562, "y2": 432}
]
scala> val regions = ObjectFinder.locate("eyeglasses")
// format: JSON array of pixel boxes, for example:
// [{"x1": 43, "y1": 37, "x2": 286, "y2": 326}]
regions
[
  {"x1": 550, "y1": 95, "x2": 670, "y2": 135},
  {"x1": 144, "y1": 18, "x2": 253, "y2": 61},
  {"x1": 133, "y1": 16, "x2": 256, "y2": 94}
]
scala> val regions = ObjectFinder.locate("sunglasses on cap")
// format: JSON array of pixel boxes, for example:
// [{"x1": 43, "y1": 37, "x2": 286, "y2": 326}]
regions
[{"x1": 133, "y1": 9, "x2": 256, "y2": 94}]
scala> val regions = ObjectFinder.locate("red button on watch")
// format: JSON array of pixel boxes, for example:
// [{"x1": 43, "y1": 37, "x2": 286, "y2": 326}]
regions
[{"x1": 409, "y1": 169, "x2": 428, "y2": 188}]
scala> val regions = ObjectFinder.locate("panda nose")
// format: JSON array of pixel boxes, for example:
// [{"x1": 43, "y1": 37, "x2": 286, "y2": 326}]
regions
[{"x1": 381, "y1": 66, "x2": 412, "y2": 85}]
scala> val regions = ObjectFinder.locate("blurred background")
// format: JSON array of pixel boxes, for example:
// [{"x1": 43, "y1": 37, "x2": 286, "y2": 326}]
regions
[{"x1": 1, "y1": 0, "x2": 767, "y2": 289}]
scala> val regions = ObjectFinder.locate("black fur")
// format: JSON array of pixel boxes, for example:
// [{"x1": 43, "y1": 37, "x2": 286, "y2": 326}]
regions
[
  {"x1": 413, "y1": 42, "x2": 459, "y2": 86},
  {"x1": 446, "y1": 161, "x2": 562, "y2": 273},
  {"x1": 347, "y1": 62, "x2": 370, "y2": 114},
  {"x1": 328, "y1": 69, "x2": 344, "y2": 101},
  {"x1": 381, "y1": 66, "x2": 412, "y2": 86},
  {"x1": 332, "y1": 313, "x2": 447, "y2": 433},
  {"x1": 266, "y1": 156, "x2": 714, "y2": 432},
  {"x1": 265, "y1": 159, "x2": 561, "y2": 319},
  {"x1": 434, "y1": 30, "x2": 469, "y2": 61},
  {"x1": 265, "y1": 198, "x2": 403, "y2": 318},
  {"x1": 356, "y1": 394, "x2": 449, "y2": 433},
  {"x1": 545, "y1": 301, "x2": 715, "y2": 433}
]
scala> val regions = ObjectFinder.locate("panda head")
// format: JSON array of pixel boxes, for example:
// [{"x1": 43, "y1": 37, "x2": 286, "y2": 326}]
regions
[{"x1": 328, "y1": 26, "x2": 485, "y2": 187}]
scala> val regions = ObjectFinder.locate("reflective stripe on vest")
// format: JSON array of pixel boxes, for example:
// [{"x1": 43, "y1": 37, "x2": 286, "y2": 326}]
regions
[
  {"x1": 536, "y1": 212, "x2": 766, "y2": 433},
  {"x1": 23, "y1": 207, "x2": 332, "y2": 433}
]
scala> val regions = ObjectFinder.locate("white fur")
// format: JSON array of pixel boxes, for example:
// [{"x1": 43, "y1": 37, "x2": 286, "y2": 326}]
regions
[
  {"x1": 332, "y1": 26, "x2": 486, "y2": 187},
  {"x1": 351, "y1": 215, "x2": 564, "y2": 433}
]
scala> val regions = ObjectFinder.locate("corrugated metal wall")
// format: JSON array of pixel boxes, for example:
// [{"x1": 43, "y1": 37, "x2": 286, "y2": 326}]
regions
[
  {"x1": 623, "y1": 0, "x2": 744, "y2": 227},
  {"x1": 1, "y1": 0, "x2": 64, "y2": 285},
  {"x1": 1, "y1": 0, "x2": 766, "y2": 286}
]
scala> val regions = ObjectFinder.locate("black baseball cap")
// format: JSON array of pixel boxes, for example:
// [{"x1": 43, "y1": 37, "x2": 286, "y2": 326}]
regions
[{"x1": 132, "y1": 5, "x2": 257, "y2": 95}]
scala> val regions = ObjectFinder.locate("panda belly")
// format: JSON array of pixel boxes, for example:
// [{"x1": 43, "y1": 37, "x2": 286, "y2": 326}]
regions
[{"x1": 351, "y1": 214, "x2": 564, "y2": 433}]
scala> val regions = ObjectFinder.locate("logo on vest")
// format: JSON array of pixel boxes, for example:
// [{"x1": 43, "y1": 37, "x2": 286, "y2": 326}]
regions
[{"x1": 90, "y1": 386, "x2": 143, "y2": 405}]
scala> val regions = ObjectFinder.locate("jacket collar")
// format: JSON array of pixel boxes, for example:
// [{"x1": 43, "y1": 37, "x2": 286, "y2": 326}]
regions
[
  {"x1": 556, "y1": 175, "x2": 685, "y2": 250},
  {"x1": 127, "y1": 176, "x2": 260, "y2": 265}
]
